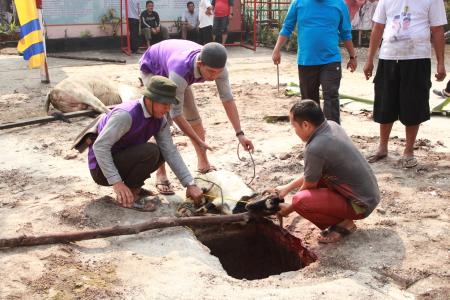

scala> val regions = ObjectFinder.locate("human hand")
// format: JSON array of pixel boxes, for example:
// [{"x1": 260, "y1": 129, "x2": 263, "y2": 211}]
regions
[
  {"x1": 156, "y1": 27, "x2": 161, "y2": 33},
  {"x1": 238, "y1": 135, "x2": 254, "y2": 152},
  {"x1": 186, "y1": 185, "x2": 204, "y2": 206},
  {"x1": 198, "y1": 140, "x2": 213, "y2": 151},
  {"x1": 274, "y1": 185, "x2": 289, "y2": 199},
  {"x1": 363, "y1": 61, "x2": 374, "y2": 80},
  {"x1": 272, "y1": 49, "x2": 281, "y2": 65},
  {"x1": 113, "y1": 182, "x2": 134, "y2": 207},
  {"x1": 347, "y1": 57, "x2": 357, "y2": 73},
  {"x1": 435, "y1": 63, "x2": 446, "y2": 81},
  {"x1": 277, "y1": 203, "x2": 292, "y2": 218}
]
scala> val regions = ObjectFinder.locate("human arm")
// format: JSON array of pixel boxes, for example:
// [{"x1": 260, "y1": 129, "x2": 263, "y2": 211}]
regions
[
  {"x1": 229, "y1": 0, "x2": 234, "y2": 19},
  {"x1": 431, "y1": 26, "x2": 446, "y2": 81},
  {"x1": 141, "y1": 12, "x2": 151, "y2": 28},
  {"x1": 276, "y1": 177, "x2": 318, "y2": 217},
  {"x1": 343, "y1": 40, "x2": 357, "y2": 72},
  {"x1": 92, "y1": 111, "x2": 135, "y2": 207},
  {"x1": 272, "y1": 0, "x2": 297, "y2": 65},
  {"x1": 154, "y1": 121, "x2": 203, "y2": 204},
  {"x1": 214, "y1": 68, "x2": 254, "y2": 151},
  {"x1": 169, "y1": 72, "x2": 212, "y2": 151},
  {"x1": 363, "y1": 22, "x2": 385, "y2": 80},
  {"x1": 221, "y1": 100, "x2": 254, "y2": 152},
  {"x1": 340, "y1": 2, "x2": 357, "y2": 72}
]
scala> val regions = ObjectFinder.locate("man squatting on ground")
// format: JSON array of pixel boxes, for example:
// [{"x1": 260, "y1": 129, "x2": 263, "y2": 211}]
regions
[
  {"x1": 364, "y1": 0, "x2": 447, "y2": 168},
  {"x1": 272, "y1": 100, "x2": 380, "y2": 244},
  {"x1": 272, "y1": 0, "x2": 357, "y2": 124},
  {"x1": 88, "y1": 76, "x2": 203, "y2": 211},
  {"x1": 139, "y1": 40, "x2": 254, "y2": 194}
]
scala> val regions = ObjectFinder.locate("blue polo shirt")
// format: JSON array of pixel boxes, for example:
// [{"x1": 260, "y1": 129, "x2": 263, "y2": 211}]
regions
[{"x1": 280, "y1": 0, "x2": 352, "y2": 66}]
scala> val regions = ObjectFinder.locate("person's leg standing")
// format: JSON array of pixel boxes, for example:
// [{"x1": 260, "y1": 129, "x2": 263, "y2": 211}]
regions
[
  {"x1": 182, "y1": 86, "x2": 211, "y2": 171},
  {"x1": 213, "y1": 16, "x2": 220, "y2": 43},
  {"x1": 128, "y1": 18, "x2": 140, "y2": 53},
  {"x1": 398, "y1": 59, "x2": 431, "y2": 163},
  {"x1": 298, "y1": 65, "x2": 321, "y2": 105},
  {"x1": 369, "y1": 59, "x2": 400, "y2": 161},
  {"x1": 320, "y1": 62, "x2": 342, "y2": 124},
  {"x1": 204, "y1": 25, "x2": 213, "y2": 44},
  {"x1": 222, "y1": 16, "x2": 229, "y2": 44}
]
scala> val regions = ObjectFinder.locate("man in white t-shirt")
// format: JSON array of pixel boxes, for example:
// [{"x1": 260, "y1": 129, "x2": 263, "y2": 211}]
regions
[
  {"x1": 199, "y1": 0, "x2": 214, "y2": 45},
  {"x1": 363, "y1": 0, "x2": 447, "y2": 168},
  {"x1": 127, "y1": 0, "x2": 140, "y2": 53}
]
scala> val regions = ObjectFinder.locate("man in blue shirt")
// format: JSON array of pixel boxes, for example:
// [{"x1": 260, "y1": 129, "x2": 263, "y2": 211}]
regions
[{"x1": 272, "y1": 0, "x2": 357, "y2": 124}]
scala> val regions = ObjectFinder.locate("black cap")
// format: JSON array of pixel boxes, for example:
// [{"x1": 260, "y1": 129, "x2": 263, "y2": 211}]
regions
[{"x1": 199, "y1": 42, "x2": 227, "y2": 68}]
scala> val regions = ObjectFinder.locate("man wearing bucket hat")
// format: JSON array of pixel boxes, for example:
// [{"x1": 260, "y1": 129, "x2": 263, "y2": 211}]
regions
[
  {"x1": 139, "y1": 40, "x2": 254, "y2": 195},
  {"x1": 82, "y1": 76, "x2": 203, "y2": 211}
]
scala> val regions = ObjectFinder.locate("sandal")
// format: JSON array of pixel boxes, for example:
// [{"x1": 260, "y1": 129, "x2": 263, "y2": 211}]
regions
[
  {"x1": 433, "y1": 88, "x2": 450, "y2": 99},
  {"x1": 130, "y1": 195, "x2": 161, "y2": 212},
  {"x1": 139, "y1": 187, "x2": 157, "y2": 197},
  {"x1": 318, "y1": 225, "x2": 357, "y2": 244},
  {"x1": 196, "y1": 165, "x2": 217, "y2": 174},
  {"x1": 399, "y1": 156, "x2": 418, "y2": 168},
  {"x1": 367, "y1": 153, "x2": 387, "y2": 163},
  {"x1": 155, "y1": 180, "x2": 175, "y2": 195}
]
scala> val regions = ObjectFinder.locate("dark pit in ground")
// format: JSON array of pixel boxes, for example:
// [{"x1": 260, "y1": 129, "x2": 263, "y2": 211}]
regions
[{"x1": 193, "y1": 218, "x2": 316, "y2": 280}]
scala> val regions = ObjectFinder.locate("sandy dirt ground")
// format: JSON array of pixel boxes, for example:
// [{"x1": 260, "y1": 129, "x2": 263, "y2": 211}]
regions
[{"x1": 0, "y1": 46, "x2": 449, "y2": 300}]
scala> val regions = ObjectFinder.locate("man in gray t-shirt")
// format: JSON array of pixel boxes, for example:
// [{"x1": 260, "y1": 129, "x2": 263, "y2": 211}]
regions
[{"x1": 271, "y1": 100, "x2": 380, "y2": 243}]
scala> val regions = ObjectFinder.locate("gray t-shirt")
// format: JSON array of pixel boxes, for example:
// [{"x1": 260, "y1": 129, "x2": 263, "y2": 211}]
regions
[{"x1": 304, "y1": 121, "x2": 380, "y2": 216}]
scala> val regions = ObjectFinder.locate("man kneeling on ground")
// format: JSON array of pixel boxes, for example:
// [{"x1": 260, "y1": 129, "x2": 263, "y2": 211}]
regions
[
  {"x1": 268, "y1": 100, "x2": 380, "y2": 243},
  {"x1": 88, "y1": 76, "x2": 203, "y2": 211}
]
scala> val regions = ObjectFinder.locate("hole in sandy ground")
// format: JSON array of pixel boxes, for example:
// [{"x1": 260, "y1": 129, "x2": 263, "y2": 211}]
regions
[{"x1": 193, "y1": 218, "x2": 317, "y2": 280}]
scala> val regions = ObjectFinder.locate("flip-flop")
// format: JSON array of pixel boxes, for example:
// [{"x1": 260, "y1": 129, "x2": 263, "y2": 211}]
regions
[
  {"x1": 318, "y1": 225, "x2": 357, "y2": 244},
  {"x1": 130, "y1": 195, "x2": 161, "y2": 212},
  {"x1": 196, "y1": 165, "x2": 217, "y2": 174},
  {"x1": 399, "y1": 156, "x2": 418, "y2": 168},
  {"x1": 139, "y1": 187, "x2": 157, "y2": 196},
  {"x1": 367, "y1": 153, "x2": 387, "y2": 163},
  {"x1": 155, "y1": 180, "x2": 175, "y2": 195}
]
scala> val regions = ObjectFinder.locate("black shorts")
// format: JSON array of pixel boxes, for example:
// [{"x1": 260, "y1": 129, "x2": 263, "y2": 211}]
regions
[
  {"x1": 373, "y1": 59, "x2": 431, "y2": 126},
  {"x1": 213, "y1": 16, "x2": 229, "y2": 34}
]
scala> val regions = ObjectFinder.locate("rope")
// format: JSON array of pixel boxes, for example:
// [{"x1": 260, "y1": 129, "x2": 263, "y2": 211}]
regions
[
  {"x1": 236, "y1": 142, "x2": 256, "y2": 185},
  {"x1": 194, "y1": 177, "x2": 225, "y2": 214}
]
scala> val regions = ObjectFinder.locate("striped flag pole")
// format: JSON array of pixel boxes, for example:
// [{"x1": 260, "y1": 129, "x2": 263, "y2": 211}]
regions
[
  {"x1": 15, "y1": 0, "x2": 49, "y2": 82},
  {"x1": 37, "y1": 6, "x2": 50, "y2": 83}
]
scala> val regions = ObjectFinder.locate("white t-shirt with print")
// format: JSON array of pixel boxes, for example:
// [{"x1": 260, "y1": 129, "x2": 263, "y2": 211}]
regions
[
  {"x1": 372, "y1": 0, "x2": 447, "y2": 60},
  {"x1": 199, "y1": 0, "x2": 214, "y2": 28}
]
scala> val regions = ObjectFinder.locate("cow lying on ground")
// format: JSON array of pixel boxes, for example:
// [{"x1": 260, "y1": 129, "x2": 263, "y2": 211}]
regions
[{"x1": 44, "y1": 76, "x2": 141, "y2": 114}]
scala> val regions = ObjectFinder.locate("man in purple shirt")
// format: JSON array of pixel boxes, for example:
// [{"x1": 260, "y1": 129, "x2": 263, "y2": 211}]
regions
[
  {"x1": 140, "y1": 40, "x2": 254, "y2": 194},
  {"x1": 87, "y1": 76, "x2": 203, "y2": 210}
]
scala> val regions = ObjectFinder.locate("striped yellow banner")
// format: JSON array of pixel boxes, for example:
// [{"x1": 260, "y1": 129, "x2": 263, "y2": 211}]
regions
[{"x1": 16, "y1": 0, "x2": 46, "y2": 69}]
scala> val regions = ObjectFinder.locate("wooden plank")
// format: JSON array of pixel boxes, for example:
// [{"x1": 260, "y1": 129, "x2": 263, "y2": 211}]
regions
[
  {"x1": 0, "y1": 213, "x2": 251, "y2": 249},
  {"x1": 0, "y1": 106, "x2": 115, "y2": 130}
]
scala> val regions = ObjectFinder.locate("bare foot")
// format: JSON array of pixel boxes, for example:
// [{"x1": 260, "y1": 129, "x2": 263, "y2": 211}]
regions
[{"x1": 367, "y1": 152, "x2": 388, "y2": 163}]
